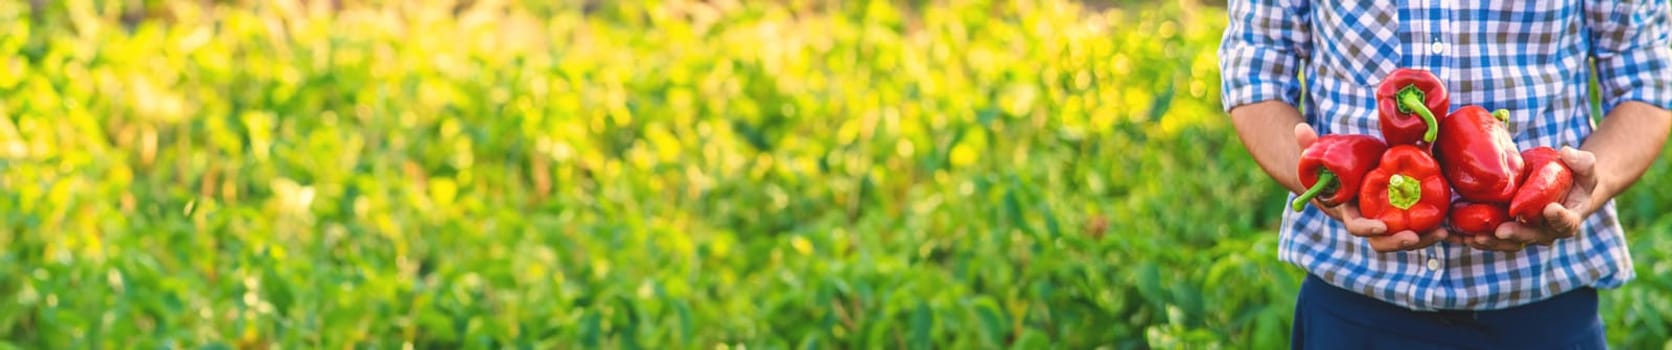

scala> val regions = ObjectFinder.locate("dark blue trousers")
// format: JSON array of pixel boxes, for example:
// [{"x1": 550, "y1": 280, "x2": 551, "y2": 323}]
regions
[{"x1": 1293, "y1": 274, "x2": 1607, "y2": 350}]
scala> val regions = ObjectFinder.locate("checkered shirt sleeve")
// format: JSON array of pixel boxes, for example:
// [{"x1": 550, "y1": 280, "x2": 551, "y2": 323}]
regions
[
  {"x1": 1219, "y1": 0, "x2": 1311, "y2": 111},
  {"x1": 1587, "y1": 0, "x2": 1672, "y2": 112}
]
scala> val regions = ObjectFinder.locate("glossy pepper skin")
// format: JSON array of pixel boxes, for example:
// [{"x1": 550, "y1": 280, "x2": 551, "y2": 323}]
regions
[
  {"x1": 1359, "y1": 145, "x2": 1451, "y2": 233},
  {"x1": 1290, "y1": 135, "x2": 1389, "y2": 211},
  {"x1": 1509, "y1": 147, "x2": 1575, "y2": 224},
  {"x1": 1450, "y1": 201, "x2": 1510, "y2": 236},
  {"x1": 1376, "y1": 68, "x2": 1450, "y2": 146},
  {"x1": 1436, "y1": 106, "x2": 1525, "y2": 203}
]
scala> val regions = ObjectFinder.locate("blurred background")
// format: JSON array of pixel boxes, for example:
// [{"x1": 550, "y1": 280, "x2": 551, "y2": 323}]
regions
[{"x1": 2, "y1": 0, "x2": 1672, "y2": 348}]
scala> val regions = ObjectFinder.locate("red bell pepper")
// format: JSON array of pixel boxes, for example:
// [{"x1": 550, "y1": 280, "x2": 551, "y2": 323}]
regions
[
  {"x1": 1376, "y1": 68, "x2": 1450, "y2": 146},
  {"x1": 1359, "y1": 145, "x2": 1450, "y2": 233},
  {"x1": 1435, "y1": 106, "x2": 1525, "y2": 203},
  {"x1": 1509, "y1": 146, "x2": 1575, "y2": 224},
  {"x1": 1449, "y1": 201, "x2": 1510, "y2": 236},
  {"x1": 1290, "y1": 134, "x2": 1389, "y2": 211}
]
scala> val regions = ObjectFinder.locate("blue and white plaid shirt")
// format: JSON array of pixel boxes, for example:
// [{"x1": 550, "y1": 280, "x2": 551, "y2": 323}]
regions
[{"x1": 1220, "y1": 1, "x2": 1672, "y2": 311}]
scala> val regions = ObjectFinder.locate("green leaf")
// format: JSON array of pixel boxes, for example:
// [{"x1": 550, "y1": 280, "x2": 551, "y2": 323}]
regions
[
  {"x1": 910, "y1": 302, "x2": 932, "y2": 350},
  {"x1": 1147, "y1": 75, "x2": 1178, "y2": 122},
  {"x1": 1136, "y1": 263, "x2": 1164, "y2": 304},
  {"x1": 420, "y1": 310, "x2": 458, "y2": 343},
  {"x1": 800, "y1": 333, "x2": 822, "y2": 350},
  {"x1": 616, "y1": 296, "x2": 642, "y2": 350},
  {"x1": 977, "y1": 107, "x2": 1000, "y2": 126},
  {"x1": 975, "y1": 299, "x2": 1007, "y2": 346},
  {"x1": 1011, "y1": 329, "x2": 1050, "y2": 350},
  {"x1": 1003, "y1": 185, "x2": 1029, "y2": 234},
  {"x1": 1041, "y1": 203, "x2": 1060, "y2": 239},
  {"x1": 579, "y1": 311, "x2": 601, "y2": 348},
  {"x1": 1253, "y1": 309, "x2": 1284, "y2": 350},
  {"x1": 673, "y1": 300, "x2": 693, "y2": 346},
  {"x1": 867, "y1": 318, "x2": 896, "y2": 349}
]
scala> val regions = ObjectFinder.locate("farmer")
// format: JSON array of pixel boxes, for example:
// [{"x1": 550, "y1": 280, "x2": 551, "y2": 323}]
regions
[{"x1": 1219, "y1": 1, "x2": 1672, "y2": 348}]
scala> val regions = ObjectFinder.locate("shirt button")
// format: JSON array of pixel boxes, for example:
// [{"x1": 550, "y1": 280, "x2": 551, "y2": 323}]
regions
[
  {"x1": 1427, "y1": 259, "x2": 1441, "y2": 271},
  {"x1": 1430, "y1": 41, "x2": 1445, "y2": 54}
]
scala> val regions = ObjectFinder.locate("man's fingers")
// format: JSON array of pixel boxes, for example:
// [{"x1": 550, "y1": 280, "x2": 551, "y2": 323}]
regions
[
  {"x1": 1313, "y1": 202, "x2": 1377, "y2": 233},
  {"x1": 1341, "y1": 205, "x2": 1388, "y2": 237},
  {"x1": 1473, "y1": 221, "x2": 1531, "y2": 251},
  {"x1": 1542, "y1": 202, "x2": 1582, "y2": 239},
  {"x1": 1346, "y1": 218, "x2": 1387, "y2": 237},
  {"x1": 1494, "y1": 221, "x2": 1546, "y2": 244},
  {"x1": 1561, "y1": 191, "x2": 1592, "y2": 215},
  {"x1": 1419, "y1": 228, "x2": 1450, "y2": 246},
  {"x1": 1295, "y1": 123, "x2": 1318, "y2": 150},
  {"x1": 1470, "y1": 234, "x2": 1528, "y2": 252},
  {"x1": 1444, "y1": 235, "x2": 1470, "y2": 245},
  {"x1": 1558, "y1": 146, "x2": 1597, "y2": 181},
  {"x1": 1368, "y1": 231, "x2": 1420, "y2": 252},
  {"x1": 1368, "y1": 229, "x2": 1447, "y2": 252}
]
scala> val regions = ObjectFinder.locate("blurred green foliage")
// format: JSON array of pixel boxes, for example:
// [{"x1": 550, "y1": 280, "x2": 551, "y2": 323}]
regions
[{"x1": 0, "y1": 0, "x2": 1670, "y2": 348}]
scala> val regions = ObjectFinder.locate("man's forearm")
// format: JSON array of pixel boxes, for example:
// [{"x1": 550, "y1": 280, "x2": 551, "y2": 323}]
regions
[
  {"x1": 1581, "y1": 101, "x2": 1672, "y2": 208},
  {"x1": 1231, "y1": 101, "x2": 1309, "y2": 194}
]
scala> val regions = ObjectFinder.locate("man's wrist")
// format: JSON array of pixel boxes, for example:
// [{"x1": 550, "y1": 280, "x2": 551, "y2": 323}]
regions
[{"x1": 1588, "y1": 176, "x2": 1614, "y2": 218}]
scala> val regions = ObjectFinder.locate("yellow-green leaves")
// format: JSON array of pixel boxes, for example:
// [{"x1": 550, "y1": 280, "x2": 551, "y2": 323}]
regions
[{"x1": 4, "y1": 1, "x2": 1667, "y2": 350}]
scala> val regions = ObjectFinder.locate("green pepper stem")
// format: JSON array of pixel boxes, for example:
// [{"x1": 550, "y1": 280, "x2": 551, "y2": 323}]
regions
[
  {"x1": 1291, "y1": 171, "x2": 1338, "y2": 212},
  {"x1": 1387, "y1": 174, "x2": 1421, "y2": 210},
  {"x1": 1396, "y1": 86, "x2": 1439, "y2": 143}
]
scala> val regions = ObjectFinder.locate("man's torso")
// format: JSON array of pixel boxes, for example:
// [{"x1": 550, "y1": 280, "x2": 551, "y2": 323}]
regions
[{"x1": 1281, "y1": 0, "x2": 1634, "y2": 311}]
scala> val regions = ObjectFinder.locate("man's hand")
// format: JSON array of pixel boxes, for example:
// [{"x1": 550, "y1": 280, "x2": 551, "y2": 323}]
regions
[
  {"x1": 1458, "y1": 100, "x2": 1671, "y2": 251},
  {"x1": 1296, "y1": 124, "x2": 1450, "y2": 252},
  {"x1": 1464, "y1": 147, "x2": 1600, "y2": 251}
]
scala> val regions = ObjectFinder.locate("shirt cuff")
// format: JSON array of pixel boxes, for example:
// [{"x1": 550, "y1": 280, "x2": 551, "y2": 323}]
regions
[
  {"x1": 1221, "y1": 79, "x2": 1302, "y2": 112},
  {"x1": 1599, "y1": 59, "x2": 1672, "y2": 113}
]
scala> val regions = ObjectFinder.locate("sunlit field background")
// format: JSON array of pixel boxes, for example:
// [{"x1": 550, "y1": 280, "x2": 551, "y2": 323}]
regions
[{"x1": 4, "y1": 0, "x2": 1672, "y2": 348}]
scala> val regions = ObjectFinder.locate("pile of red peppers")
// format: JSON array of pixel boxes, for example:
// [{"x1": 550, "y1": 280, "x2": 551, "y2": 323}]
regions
[{"x1": 1291, "y1": 68, "x2": 1577, "y2": 242}]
